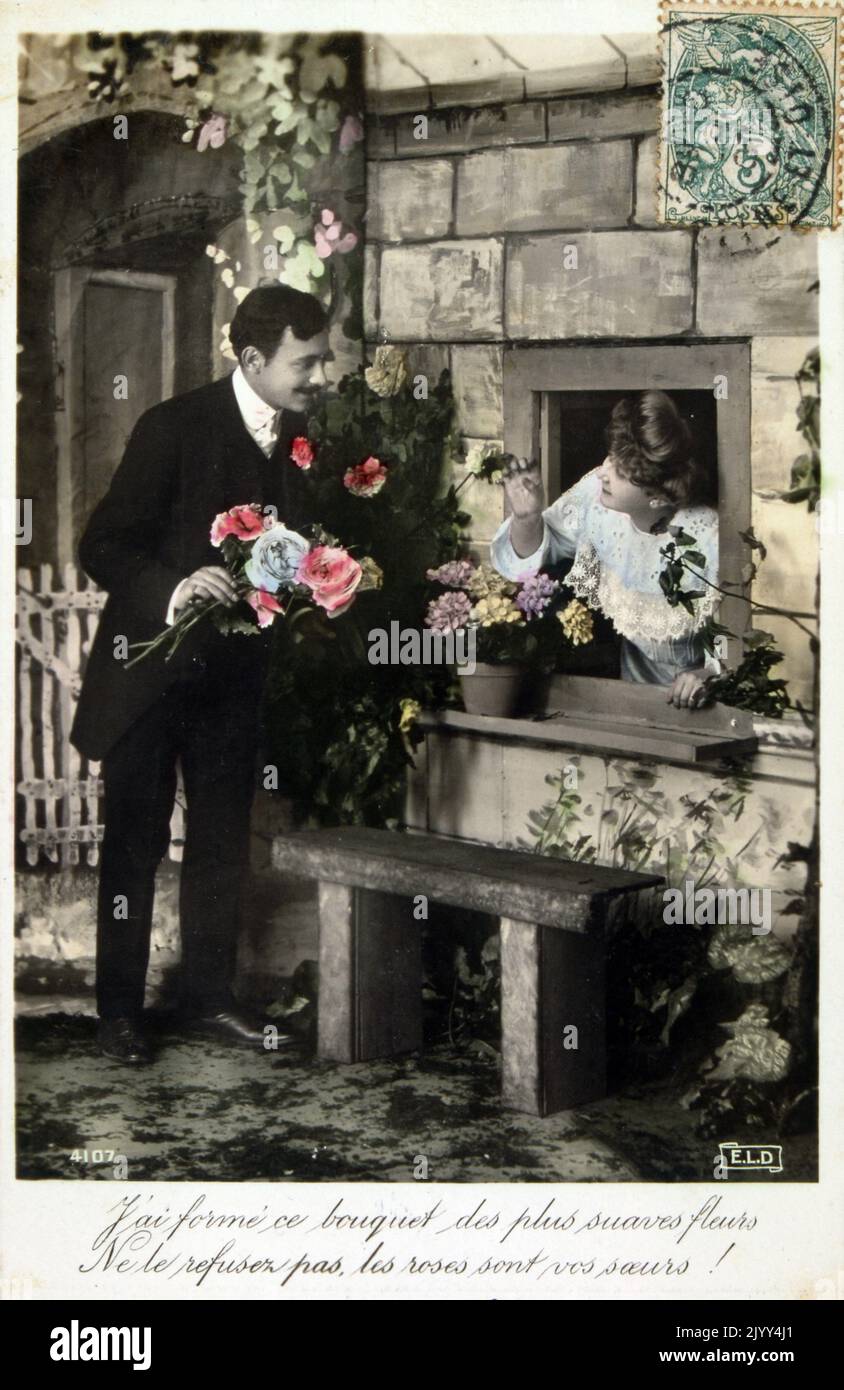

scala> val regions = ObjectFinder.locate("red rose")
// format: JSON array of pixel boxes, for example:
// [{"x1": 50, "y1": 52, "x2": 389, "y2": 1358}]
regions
[
  {"x1": 210, "y1": 503, "x2": 265, "y2": 547},
  {"x1": 343, "y1": 455, "x2": 387, "y2": 497},
  {"x1": 291, "y1": 437, "x2": 315, "y2": 470}
]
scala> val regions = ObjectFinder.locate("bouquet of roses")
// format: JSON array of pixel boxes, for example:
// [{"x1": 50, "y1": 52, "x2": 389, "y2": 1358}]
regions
[{"x1": 126, "y1": 503, "x2": 380, "y2": 669}]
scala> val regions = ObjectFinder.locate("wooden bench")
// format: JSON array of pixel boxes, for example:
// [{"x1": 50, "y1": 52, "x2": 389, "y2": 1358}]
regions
[{"x1": 272, "y1": 828, "x2": 662, "y2": 1117}]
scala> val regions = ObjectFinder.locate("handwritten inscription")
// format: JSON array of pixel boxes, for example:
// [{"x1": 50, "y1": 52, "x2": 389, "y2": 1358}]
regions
[{"x1": 76, "y1": 1193, "x2": 757, "y2": 1291}]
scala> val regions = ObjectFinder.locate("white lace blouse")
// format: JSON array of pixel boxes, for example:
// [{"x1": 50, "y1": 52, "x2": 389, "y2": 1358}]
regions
[{"x1": 490, "y1": 467, "x2": 720, "y2": 685}]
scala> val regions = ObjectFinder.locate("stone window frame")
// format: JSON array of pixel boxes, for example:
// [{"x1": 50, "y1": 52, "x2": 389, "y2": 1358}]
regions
[{"x1": 502, "y1": 340, "x2": 751, "y2": 687}]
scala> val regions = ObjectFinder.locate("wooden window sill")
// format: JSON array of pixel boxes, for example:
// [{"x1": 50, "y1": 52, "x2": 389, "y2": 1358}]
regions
[{"x1": 418, "y1": 676, "x2": 759, "y2": 764}]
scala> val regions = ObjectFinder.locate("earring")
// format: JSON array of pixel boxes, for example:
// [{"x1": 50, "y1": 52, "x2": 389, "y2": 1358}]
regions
[{"x1": 649, "y1": 498, "x2": 661, "y2": 508}]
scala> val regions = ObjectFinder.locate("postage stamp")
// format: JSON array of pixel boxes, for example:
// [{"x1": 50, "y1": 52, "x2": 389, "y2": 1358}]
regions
[{"x1": 658, "y1": 1, "x2": 844, "y2": 228}]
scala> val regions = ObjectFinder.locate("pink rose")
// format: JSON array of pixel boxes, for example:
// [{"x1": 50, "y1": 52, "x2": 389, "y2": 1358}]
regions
[
  {"x1": 197, "y1": 115, "x2": 227, "y2": 151},
  {"x1": 296, "y1": 545, "x2": 362, "y2": 616},
  {"x1": 291, "y1": 436, "x2": 315, "y2": 470},
  {"x1": 339, "y1": 114, "x2": 364, "y2": 152},
  {"x1": 343, "y1": 456, "x2": 387, "y2": 497},
  {"x1": 246, "y1": 589, "x2": 286, "y2": 628},
  {"x1": 210, "y1": 503, "x2": 265, "y2": 547}
]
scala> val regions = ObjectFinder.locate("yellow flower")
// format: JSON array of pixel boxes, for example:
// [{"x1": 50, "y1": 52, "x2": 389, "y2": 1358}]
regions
[
  {"x1": 364, "y1": 346, "x2": 408, "y2": 397},
  {"x1": 398, "y1": 698, "x2": 421, "y2": 733},
  {"x1": 558, "y1": 598, "x2": 594, "y2": 646},
  {"x1": 358, "y1": 555, "x2": 384, "y2": 591},
  {"x1": 467, "y1": 564, "x2": 517, "y2": 600},
  {"x1": 470, "y1": 594, "x2": 523, "y2": 627}
]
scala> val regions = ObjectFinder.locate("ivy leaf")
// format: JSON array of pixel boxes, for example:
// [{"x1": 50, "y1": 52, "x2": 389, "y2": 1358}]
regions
[
  {"x1": 738, "y1": 527, "x2": 767, "y2": 560},
  {"x1": 271, "y1": 112, "x2": 296, "y2": 137},
  {"x1": 272, "y1": 224, "x2": 296, "y2": 254}
]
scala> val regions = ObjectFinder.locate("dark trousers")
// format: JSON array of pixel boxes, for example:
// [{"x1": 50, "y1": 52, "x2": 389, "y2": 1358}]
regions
[{"x1": 96, "y1": 674, "x2": 261, "y2": 1020}]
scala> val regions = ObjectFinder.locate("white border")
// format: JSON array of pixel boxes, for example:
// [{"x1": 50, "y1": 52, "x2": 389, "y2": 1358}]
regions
[{"x1": 1, "y1": 0, "x2": 841, "y2": 1303}]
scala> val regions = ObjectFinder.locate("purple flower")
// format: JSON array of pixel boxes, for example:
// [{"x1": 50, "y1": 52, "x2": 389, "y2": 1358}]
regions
[
  {"x1": 425, "y1": 591, "x2": 472, "y2": 634},
  {"x1": 515, "y1": 570, "x2": 559, "y2": 619},
  {"x1": 425, "y1": 560, "x2": 476, "y2": 589}
]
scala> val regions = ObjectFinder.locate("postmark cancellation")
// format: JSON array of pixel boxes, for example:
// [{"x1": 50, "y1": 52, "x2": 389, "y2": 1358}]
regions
[{"x1": 658, "y1": 0, "x2": 844, "y2": 228}]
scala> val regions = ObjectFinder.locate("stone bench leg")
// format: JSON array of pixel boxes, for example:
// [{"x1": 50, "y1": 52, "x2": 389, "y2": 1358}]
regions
[
  {"x1": 317, "y1": 882, "x2": 423, "y2": 1063},
  {"x1": 500, "y1": 916, "x2": 606, "y2": 1117}
]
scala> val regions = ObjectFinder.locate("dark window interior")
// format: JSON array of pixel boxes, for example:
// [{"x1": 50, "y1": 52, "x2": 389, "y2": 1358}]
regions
[{"x1": 553, "y1": 389, "x2": 719, "y2": 508}]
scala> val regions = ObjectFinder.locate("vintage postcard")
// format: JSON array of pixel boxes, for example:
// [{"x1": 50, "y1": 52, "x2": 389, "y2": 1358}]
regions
[{"x1": 1, "y1": 0, "x2": 842, "y2": 1315}]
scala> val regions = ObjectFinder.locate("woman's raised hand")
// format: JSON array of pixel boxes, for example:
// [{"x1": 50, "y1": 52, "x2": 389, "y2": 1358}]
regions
[{"x1": 503, "y1": 456, "x2": 545, "y2": 519}]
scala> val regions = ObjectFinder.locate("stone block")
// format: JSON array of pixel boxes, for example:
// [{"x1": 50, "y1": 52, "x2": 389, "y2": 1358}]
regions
[
  {"x1": 506, "y1": 231, "x2": 693, "y2": 338},
  {"x1": 548, "y1": 90, "x2": 660, "y2": 141},
  {"x1": 696, "y1": 229, "x2": 819, "y2": 336},
  {"x1": 380, "y1": 239, "x2": 503, "y2": 340},
  {"x1": 634, "y1": 134, "x2": 660, "y2": 228},
  {"x1": 755, "y1": 613, "x2": 816, "y2": 711},
  {"x1": 367, "y1": 158, "x2": 454, "y2": 241},
  {"x1": 750, "y1": 370, "x2": 809, "y2": 494},
  {"x1": 425, "y1": 732, "x2": 505, "y2": 843},
  {"x1": 451, "y1": 345, "x2": 504, "y2": 437},
  {"x1": 752, "y1": 336, "x2": 818, "y2": 380},
  {"x1": 494, "y1": 34, "x2": 626, "y2": 96},
  {"x1": 500, "y1": 744, "x2": 602, "y2": 849},
  {"x1": 391, "y1": 343, "x2": 450, "y2": 393},
  {"x1": 452, "y1": 449, "x2": 506, "y2": 542},
  {"x1": 457, "y1": 142, "x2": 632, "y2": 234},
  {"x1": 365, "y1": 113, "x2": 396, "y2": 158},
  {"x1": 363, "y1": 243, "x2": 379, "y2": 339},
  {"x1": 751, "y1": 494, "x2": 818, "y2": 615},
  {"x1": 395, "y1": 102, "x2": 546, "y2": 156}
]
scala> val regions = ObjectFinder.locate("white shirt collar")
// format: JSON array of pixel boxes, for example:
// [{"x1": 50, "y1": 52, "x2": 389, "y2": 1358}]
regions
[{"x1": 232, "y1": 365, "x2": 279, "y2": 430}]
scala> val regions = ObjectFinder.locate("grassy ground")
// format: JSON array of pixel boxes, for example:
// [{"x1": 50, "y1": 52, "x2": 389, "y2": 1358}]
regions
[{"x1": 15, "y1": 1013, "x2": 816, "y2": 1184}]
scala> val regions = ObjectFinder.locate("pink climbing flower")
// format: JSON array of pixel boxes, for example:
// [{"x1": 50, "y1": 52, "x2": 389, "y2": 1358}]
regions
[
  {"x1": 339, "y1": 114, "x2": 364, "y2": 152},
  {"x1": 196, "y1": 115, "x2": 228, "y2": 151},
  {"x1": 314, "y1": 208, "x2": 358, "y2": 258}
]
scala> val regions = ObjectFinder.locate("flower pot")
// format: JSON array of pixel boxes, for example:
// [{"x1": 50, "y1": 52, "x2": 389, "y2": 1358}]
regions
[{"x1": 458, "y1": 662, "x2": 526, "y2": 718}]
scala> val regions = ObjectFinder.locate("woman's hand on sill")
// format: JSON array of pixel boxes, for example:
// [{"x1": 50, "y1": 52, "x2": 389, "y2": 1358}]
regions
[{"x1": 667, "y1": 669, "x2": 712, "y2": 710}]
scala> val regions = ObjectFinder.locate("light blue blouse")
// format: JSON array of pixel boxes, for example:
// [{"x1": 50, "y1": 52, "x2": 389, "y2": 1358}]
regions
[{"x1": 490, "y1": 467, "x2": 720, "y2": 686}]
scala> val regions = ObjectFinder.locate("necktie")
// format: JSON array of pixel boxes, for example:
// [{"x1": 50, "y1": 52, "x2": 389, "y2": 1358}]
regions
[{"x1": 254, "y1": 410, "x2": 280, "y2": 458}]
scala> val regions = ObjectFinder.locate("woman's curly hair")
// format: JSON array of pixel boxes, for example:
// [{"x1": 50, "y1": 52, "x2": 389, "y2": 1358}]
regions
[{"x1": 606, "y1": 391, "x2": 704, "y2": 506}]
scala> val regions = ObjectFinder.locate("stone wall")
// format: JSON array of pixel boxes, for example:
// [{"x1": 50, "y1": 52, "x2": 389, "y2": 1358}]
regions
[{"x1": 365, "y1": 87, "x2": 819, "y2": 707}]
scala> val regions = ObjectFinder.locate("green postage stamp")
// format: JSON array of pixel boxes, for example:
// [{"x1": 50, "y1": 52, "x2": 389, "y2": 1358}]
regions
[{"x1": 659, "y1": 0, "x2": 843, "y2": 228}]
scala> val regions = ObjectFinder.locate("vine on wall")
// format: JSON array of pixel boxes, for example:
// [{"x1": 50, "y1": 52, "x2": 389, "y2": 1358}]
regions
[{"x1": 32, "y1": 31, "x2": 365, "y2": 330}]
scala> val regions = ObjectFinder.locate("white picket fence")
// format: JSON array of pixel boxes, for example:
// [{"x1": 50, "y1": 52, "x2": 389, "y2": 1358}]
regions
[{"x1": 16, "y1": 563, "x2": 185, "y2": 867}]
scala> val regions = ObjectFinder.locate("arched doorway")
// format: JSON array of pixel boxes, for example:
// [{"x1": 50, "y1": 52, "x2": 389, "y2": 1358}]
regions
[{"x1": 18, "y1": 110, "x2": 242, "y2": 567}]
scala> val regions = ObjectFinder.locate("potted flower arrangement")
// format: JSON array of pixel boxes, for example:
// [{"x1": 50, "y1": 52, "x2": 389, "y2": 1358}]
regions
[{"x1": 425, "y1": 557, "x2": 594, "y2": 718}]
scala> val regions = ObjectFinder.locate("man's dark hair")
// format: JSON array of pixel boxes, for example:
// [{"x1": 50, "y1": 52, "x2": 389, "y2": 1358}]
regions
[{"x1": 229, "y1": 284, "x2": 328, "y2": 362}]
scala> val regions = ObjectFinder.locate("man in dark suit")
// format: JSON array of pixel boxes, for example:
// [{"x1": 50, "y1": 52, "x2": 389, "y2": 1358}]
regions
[{"x1": 71, "y1": 284, "x2": 331, "y2": 1064}]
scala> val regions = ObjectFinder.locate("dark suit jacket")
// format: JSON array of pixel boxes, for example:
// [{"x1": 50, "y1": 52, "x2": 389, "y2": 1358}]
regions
[{"x1": 71, "y1": 373, "x2": 311, "y2": 761}]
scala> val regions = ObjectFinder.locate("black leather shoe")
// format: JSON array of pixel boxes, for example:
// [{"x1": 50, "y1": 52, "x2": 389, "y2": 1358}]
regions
[
  {"x1": 186, "y1": 1009, "x2": 295, "y2": 1047},
  {"x1": 98, "y1": 1018, "x2": 153, "y2": 1065}
]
